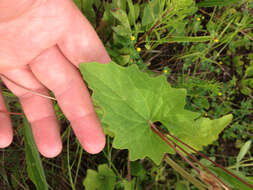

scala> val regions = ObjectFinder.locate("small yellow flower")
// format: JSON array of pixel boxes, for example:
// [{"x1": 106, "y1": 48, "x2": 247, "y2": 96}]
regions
[
  {"x1": 163, "y1": 70, "x2": 168, "y2": 74},
  {"x1": 131, "y1": 36, "x2": 135, "y2": 41},
  {"x1": 214, "y1": 38, "x2": 219, "y2": 43},
  {"x1": 204, "y1": 113, "x2": 208, "y2": 117},
  {"x1": 136, "y1": 47, "x2": 141, "y2": 52},
  {"x1": 202, "y1": 16, "x2": 205, "y2": 20},
  {"x1": 218, "y1": 61, "x2": 223, "y2": 65},
  {"x1": 197, "y1": 17, "x2": 201, "y2": 21},
  {"x1": 218, "y1": 92, "x2": 222, "y2": 96}
]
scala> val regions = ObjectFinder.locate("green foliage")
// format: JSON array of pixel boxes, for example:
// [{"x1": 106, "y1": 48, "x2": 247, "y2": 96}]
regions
[
  {"x1": 197, "y1": 0, "x2": 242, "y2": 7},
  {"x1": 236, "y1": 140, "x2": 252, "y2": 171},
  {"x1": 83, "y1": 164, "x2": 116, "y2": 190},
  {"x1": 73, "y1": 0, "x2": 101, "y2": 27},
  {"x1": 111, "y1": 9, "x2": 132, "y2": 37},
  {"x1": 73, "y1": 0, "x2": 81, "y2": 9},
  {"x1": 141, "y1": 0, "x2": 163, "y2": 26},
  {"x1": 130, "y1": 161, "x2": 147, "y2": 181},
  {"x1": 175, "y1": 181, "x2": 187, "y2": 190},
  {"x1": 240, "y1": 56, "x2": 253, "y2": 95},
  {"x1": 102, "y1": 0, "x2": 199, "y2": 67},
  {"x1": 23, "y1": 116, "x2": 48, "y2": 190},
  {"x1": 80, "y1": 62, "x2": 232, "y2": 164},
  {"x1": 208, "y1": 166, "x2": 253, "y2": 190}
]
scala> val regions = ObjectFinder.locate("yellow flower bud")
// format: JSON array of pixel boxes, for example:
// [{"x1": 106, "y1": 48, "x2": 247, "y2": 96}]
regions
[{"x1": 136, "y1": 47, "x2": 141, "y2": 52}]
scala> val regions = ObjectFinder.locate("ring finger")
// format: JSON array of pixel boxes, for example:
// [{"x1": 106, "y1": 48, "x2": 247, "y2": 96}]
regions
[{"x1": 1, "y1": 66, "x2": 62, "y2": 157}]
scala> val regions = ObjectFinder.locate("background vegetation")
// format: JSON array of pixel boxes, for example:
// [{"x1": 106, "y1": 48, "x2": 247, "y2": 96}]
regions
[{"x1": 0, "y1": 0, "x2": 252, "y2": 189}]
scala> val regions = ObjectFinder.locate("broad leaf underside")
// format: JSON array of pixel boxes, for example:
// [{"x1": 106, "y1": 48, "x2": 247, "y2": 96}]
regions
[{"x1": 80, "y1": 62, "x2": 232, "y2": 165}]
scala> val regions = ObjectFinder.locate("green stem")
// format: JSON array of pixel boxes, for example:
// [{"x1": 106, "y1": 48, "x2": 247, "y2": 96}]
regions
[
  {"x1": 67, "y1": 127, "x2": 76, "y2": 190},
  {"x1": 164, "y1": 155, "x2": 206, "y2": 190},
  {"x1": 228, "y1": 163, "x2": 253, "y2": 170},
  {"x1": 74, "y1": 146, "x2": 83, "y2": 186}
]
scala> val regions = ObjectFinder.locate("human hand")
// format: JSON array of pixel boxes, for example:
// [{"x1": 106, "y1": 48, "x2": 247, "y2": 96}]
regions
[{"x1": 0, "y1": 0, "x2": 111, "y2": 157}]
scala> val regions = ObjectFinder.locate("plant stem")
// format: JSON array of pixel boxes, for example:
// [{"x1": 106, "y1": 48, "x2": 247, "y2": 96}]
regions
[
  {"x1": 127, "y1": 151, "x2": 131, "y2": 182},
  {"x1": 0, "y1": 74, "x2": 56, "y2": 101},
  {"x1": 164, "y1": 155, "x2": 206, "y2": 190},
  {"x1": 166, "y1": 134, "x2": 231, "y2": 189},
  {"x1": 149, "y1": 122, "x2": 201, "y2": 174},
  {"x1": 67, "y1": 127, "x2": 76, "y2": 190},
  {"x1": 74, "y1": 146, "x2": 83, "y2": 186},
  {"x1": 150, "y1": 122, "x2": 231, "y2": 189},
  {"x1": 136, "y1": 8, "x2": 171, "y2": 47},
  {"x1": 166, "y1": 133, "x2": 253, "y2": 189},
  {"x1": 0, "y1": 110, "x2": 24, "y2": 115}
]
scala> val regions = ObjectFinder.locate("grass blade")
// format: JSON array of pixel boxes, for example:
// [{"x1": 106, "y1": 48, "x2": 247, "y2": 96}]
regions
[
  {"x1": 236, "y1": 140, "x2": 252, "y2": 170},
  {"x1": 153, "y1": 36, "x2": 212, "y2": 43},
  {"x1": 23, "y1": 116, "x2": 48, "y2": 190},
  {"x1": 197, "y1": 0, "x2": 241, "y2": 7},
  {"x1": 149, "y1": 122, "x2": 232, "y2": 189},
  {"x1": 208, "y1": 166, "x2": 253, "y2": 190},
  {"x1": 166, "y1": 132, "x2": 253, "y2": 189},
  {"x1": 164, "y1": 155, "x2": 206, "y2": 190}
]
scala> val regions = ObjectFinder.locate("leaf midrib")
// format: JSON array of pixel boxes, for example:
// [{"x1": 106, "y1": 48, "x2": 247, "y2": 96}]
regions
[{"x1": 86, "y1": 66, "x2": 149, "y2": 122}]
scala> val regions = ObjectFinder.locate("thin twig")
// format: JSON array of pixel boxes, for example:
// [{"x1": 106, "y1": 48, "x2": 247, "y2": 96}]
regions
[
  {"x1": 127, "y1": 151, "x2": 131, "y2": 182},
  {"x1": 0, "y1": 74, "x2": 56, "y2": 101},
  {"x1": 0, "y1": 110, "x2": 24, "y2": 115}
]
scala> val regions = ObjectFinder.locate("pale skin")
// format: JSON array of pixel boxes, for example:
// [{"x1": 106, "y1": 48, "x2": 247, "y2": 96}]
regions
[{"x1": 0, "y1": 0, "x2": 111, "y2": 157}]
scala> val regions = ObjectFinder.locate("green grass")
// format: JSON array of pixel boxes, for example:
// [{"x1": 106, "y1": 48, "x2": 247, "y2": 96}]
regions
[{"x1": 1, "y1": 0, "x2": 253, "y2": 189}]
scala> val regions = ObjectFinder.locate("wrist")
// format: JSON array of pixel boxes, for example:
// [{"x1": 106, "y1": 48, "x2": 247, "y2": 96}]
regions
[{"x1": 0, "y1": 0, "x2": 36, "y2": 21}]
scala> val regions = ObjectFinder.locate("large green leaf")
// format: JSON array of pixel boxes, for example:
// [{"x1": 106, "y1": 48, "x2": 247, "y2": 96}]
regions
[
  {"x1": 80, "y1": 62, "x2": 232, "y2": 164},
  {"x1": 83, "y1": 164, "x2": 116, "y2": 190},
  {"x1": 23, "y1": 116, "x2": 48, "y2": 190}
]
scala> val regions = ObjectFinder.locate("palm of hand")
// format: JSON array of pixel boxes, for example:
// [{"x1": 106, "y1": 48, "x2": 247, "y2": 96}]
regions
[{"x1": 0, "y1": 0, "x2": 110, "y2": 157}]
